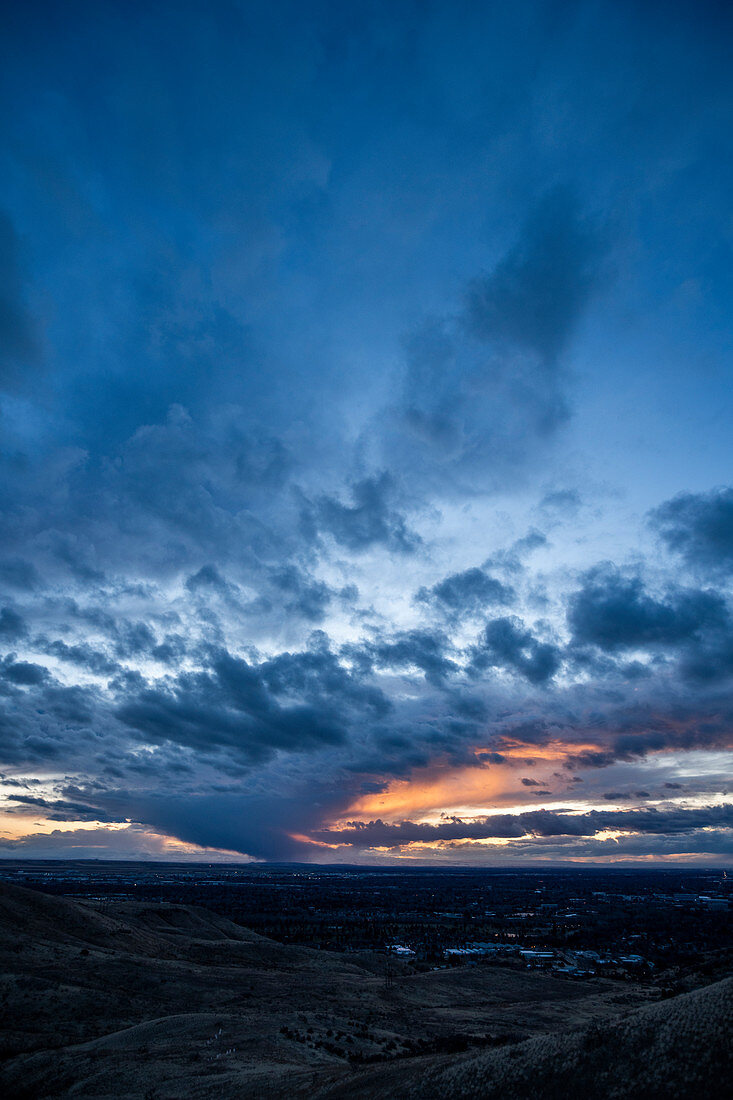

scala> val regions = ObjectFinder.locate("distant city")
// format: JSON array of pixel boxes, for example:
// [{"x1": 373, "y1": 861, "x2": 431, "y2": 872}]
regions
[{"x1": 2, "y1": 861, "x2": 729, "y2": 992}]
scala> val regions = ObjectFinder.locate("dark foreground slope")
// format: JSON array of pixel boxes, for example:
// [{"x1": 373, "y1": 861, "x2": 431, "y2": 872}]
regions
[
  {"x1": 0, "y1": 883, "x2": 729, "y2": 1099},
  {"x1": 323, "y1": 976, "x2": 733, "y2": 1099}
]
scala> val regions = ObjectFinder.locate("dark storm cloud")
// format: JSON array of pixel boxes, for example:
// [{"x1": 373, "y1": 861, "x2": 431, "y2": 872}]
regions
[
  {"x1": 304, "y1": 473, "x2": 420, "y2": 554},
  {"x1": 651, "y1": 487, "x2": 733, "y2": 573},
  {"x1": 381, "y1": 189, "x2": 609, "y2": 493},
  {"x1": 564, "y1": 715, "x2": 733, "y2": 770},
  {"x1": 489, "y1": 689, "x2": 733, "y2": 772},
  {"x1": 113, "y1": 620, "x2": 157, "y2": 659},
  {"x1": 3, "y1": 793, "x2": 123, "y2": 823},
  {"x1": 0, "y1": 558, "x2": 41, "y2": 591},
  {"x1": 38, "y1": 638, "x2": 121, "y2": 678},
  {"x1": 115, "y1": 647, "x2": 351, "y2": 764},
  {"x1": 64, "y1": 769, "x2": 370, "y2": 861},
  {"x1": 0, "y1": 211, "x2": 40, "y2": 386},
  {"x1": 36, "y1": 683, "x2": 94, "y2": 725},
  {"x1": 0, "y1": 2, "x2": 341, "y2": 452},
  {"x1": 471, "y1": 616, "x2": 562, "y2": 684},
  {"x1": 465, "y1": 188, "x2": 606, "y2": 363},
  {"x1": 261, "y1": 645, "x2": 390, "y2": 716},
  {"x1": 0, "y1": 608, "x2": 26, "y2": 639},
  {"x1": 476, "y1": 751, "x2": 506, "y2": 765},
  {"x1": 0, "y1": 673, "x2": 100, "y2": 766},
  {"x1": 566, "y1": 563, "x2": 733, "y2": 686},
  {"x1": 447, "y1": 828, "x2": 733, "y2": 861},
  {"x1": 0, "y1": 420, "x2": 349, "y2": 664},
  {"x1": 185, "y1": 564, "x2": 236, "y2": 596},
  {"x1": 367, "y1": 629, "x2": 456, "y2": 686},
  {"x1": 95, "y1": 408, "x2": 293, "y2": 568},
  {"x1": 186, "y1": 559, "x2": 341, "y2": 629},
  {"x1": 677, "y1": 631, "x2": 733, "y2": 683},
  {"x1": 152, "y1": 635, "x2": 188, "y2": 666},
  {"x1": 568, "y1": 565, "x2": 729, "y2": 651},
  {"x1": 0, "y1": 655, "x2": 49, "y2": 687},
  {"x1": 494, "y1": 716, "x2": 555, "y2": 746},
  {"x1": 417, "y1": 567, "x2": 515, "y2": 620},
  {"x1": 268, "y1": 565, "x2": 333, "y2": 622},
  {"x1": 122, "y1": 787, "x2": 354, "y2": 862},
  {"x1": 1, "y1": 620, "x2": 731, "y2": 854},
  {"x1": 601, "y1": 790, "x2": 651, "y2": 800}
]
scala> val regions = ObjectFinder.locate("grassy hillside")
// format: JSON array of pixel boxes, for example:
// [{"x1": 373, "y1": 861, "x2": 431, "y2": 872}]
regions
[
  {"x1": 0, "y1": 883, "x2": 728, "y2": 1099},
  {"x1": 322, "y1": 975, "x2": 732, "y2": 1099}
]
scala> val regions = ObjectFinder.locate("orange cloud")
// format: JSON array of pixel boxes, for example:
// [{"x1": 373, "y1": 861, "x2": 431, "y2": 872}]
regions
[
  {"x1": 496, "y1": 739, "x2": 601, "y2": 761},
  {"x1": 342, "y1": 740, "x2": 606, "y2": 823},
  {"x1": 288, "y1": 832, "x2": 344, "y2": 850}
]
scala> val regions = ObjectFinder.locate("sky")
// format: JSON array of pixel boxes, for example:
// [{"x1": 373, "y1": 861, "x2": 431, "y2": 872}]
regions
[{"x1": 0, "y1": 0, "x2": 732, "y2": 865}]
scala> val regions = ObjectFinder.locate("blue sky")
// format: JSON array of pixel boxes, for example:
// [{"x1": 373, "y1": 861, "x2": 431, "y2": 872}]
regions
[{"x1": 0, "y1": 0, "x2": 732, "y2": 863}]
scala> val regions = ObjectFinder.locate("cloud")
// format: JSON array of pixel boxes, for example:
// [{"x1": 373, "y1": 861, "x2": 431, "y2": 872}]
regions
[
  {"x1": 367, "y1": 629, "x2": 456, "y2": 686},
  {"x1": 417, "y1": 566, "x2": 515, "y2": 620},
  {"x1": 268, "y1": 565, "x2": 333, "y2": 623},
  {"x1": 0, "y1": 672, "x2": 100, "y2": 767},
  {"x1": 0, "y1": 211, "x2": 40, "y2": 387},
  {"x1": 85, "y1": 779, "x2": 362, "y2": 862},
  {"x1": 185, "y1": 559, "x2": 342, "y2": 630},
  {"x1": 651, "y1": 487, "x2": 733, "y2": 573},
  {"x1": 261, "y1": 645, "x2": 390, "y2": 716},
  {"x1": 0, "y1": 608, "x2": 26, "y2": 639},
  {"x1": 568, "y1": 564, "x2": 728, "y2": 651},
  {"x1": 305, "y1": 472, "x2": 420, "y2": 553},
  {"x1": 116, "y1": 647, "x2": 347, "y2": 766},
  {"x1": 0, "y1": 405, "x2": 297, "y2": 590},
  {"x1": 484, "y1": 530, "x2": 549, "y2": 576},
  {"x1": 113, "y1": 620, "x2": 158, "y2": 659},
  {"x1": 0, "y1": 823, "x2": 247, "y2": 861},
  {"x1": 464, "y1": 187, "x2": 606, "y2": 363},
  {"x1": 538, "y1": 488, "x2": 582, "y2": 517},
  {"x1": 0, "y1": 655, "x2": 49, "y2": 686},
  {"x1": 471, "y1": 616, "x2": 562, "y2": 683},
  {"x1": 4, "y1": 792, "x2": 124, "y2": 823},
  {"x1": 185, "y1": 564, "x2": 237, "y2": 595},
  {"x1": 677, "y1": 630, "x2": 733, "y2": 683},
  {"x1": 378, "y1": 191, "x2": 608, "y2": 494},
  {"x1": 564, "y1": 714, "x2": 733, "y2": 770},
  {"x1": 312, "y1": 803, "x2": 733, "y2": 849},
  {"x1": 38, "y1": 638, "x2": 121, "y2": 677},
  {"x1": 476, "y1": 751, "x2": 506, "y2": 764},
  {"x1": 0, "y1": 558, "x2": 41, "y2": 591}
]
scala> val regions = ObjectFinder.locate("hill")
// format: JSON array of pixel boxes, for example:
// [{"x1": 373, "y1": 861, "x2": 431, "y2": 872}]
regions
[
  {"x1": 0, "y1": 883, "x2": 729, "y2": 1098},
  {"x1": 321, "y1": 975, "x2": 733, "y2": 1099}
]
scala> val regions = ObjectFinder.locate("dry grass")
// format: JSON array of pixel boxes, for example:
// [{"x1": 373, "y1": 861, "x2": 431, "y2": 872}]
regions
[
  {"x1": 321, "y1": 976, "x2": 733, "y2": 1099},
  {"x1": 0, "y1": 883, "x2": 727, "y2": 1099}
]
